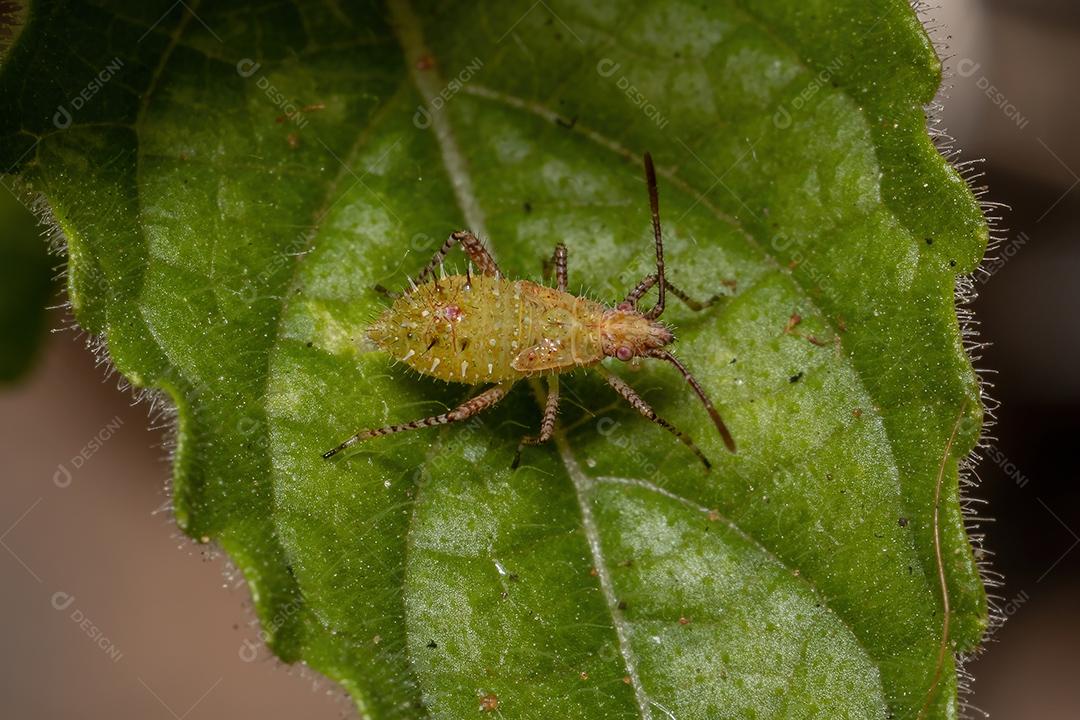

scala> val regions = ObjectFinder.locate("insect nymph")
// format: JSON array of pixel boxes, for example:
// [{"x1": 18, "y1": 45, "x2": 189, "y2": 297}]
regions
[{"x1": 323, "y1": 153, "x2": 735, "y2": 468}]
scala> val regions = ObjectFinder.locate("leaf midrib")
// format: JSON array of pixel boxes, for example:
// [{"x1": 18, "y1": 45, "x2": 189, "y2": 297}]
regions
[
  {"x1": 549, "y1": 394, "x2": 654, "y2": 720},
  {"x1": 387, "y1": 0, "x2": 659, "y2": 716}
]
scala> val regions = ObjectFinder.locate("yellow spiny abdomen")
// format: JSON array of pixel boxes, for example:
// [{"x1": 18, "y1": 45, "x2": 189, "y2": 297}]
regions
[{"x1": 367, "y1": 274, "x2": 607, "y2": 383}]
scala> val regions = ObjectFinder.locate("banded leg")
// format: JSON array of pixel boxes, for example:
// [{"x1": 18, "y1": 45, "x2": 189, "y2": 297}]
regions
[
  {"x1": 644, "y1": 348, "x2": 736, "y2": 453},
  {"x1": 641, "y1": 152, "x2": 668, "y2": 320},
  {"x1": 550, "y1": 243, "x2": 568, "y2": 291},
  {"x1": 597, "y1": 366, "x2": 712, "y2": 470},
  {"x1": 323, "y1": 382, "x2": 511, "y2": 459},
  {"x1": 412, "y1": 230, "x2": 500, "y2": 288},
  {"x1": 511, "y1": 376, "x2": 560, "y2": 469},
  {"x1": 372, "y1": 283, "x2": 400, "y2": 299},
  {"x1": 622, "y1": 274, "x2": 722, "y2": 312}
]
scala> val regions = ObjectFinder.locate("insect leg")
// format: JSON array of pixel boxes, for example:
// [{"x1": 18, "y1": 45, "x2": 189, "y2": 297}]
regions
[
  {"x1": 511, "y1": 376, "x2": 560, "y2": 469},
  {"x1": 596, "y1": 366, "x2": 712, "y2": 470},
  {"x1": 644, "y1": 349, "x2": 735, "y2": 452},
  {"x1": 642, "y1": 152, "x2": 667, "y2": 320},
  {"x1": 622, "y1": 274, "x2": 722, "y2": 312},
  {"x1": 456, "y1": 231, "x2": 501, "y2": 276},
  {"x1": 322, "y1": 382, "x2": 512, "y2": 459},
  {"x1": 628, "y1": 154, "x2": 720, "y2": 315},
  {"x1": 666, "y1": 282, "x2": 723, "y2": 311},
  {"x1": 550, "y1": 243, "x2": 568, "y2": 292},
  {"x1": 412, "y1": 230, "x2": 501, "y2": 288},
  {"x1": 622, "y1": 274, "x2": 657, "y2": 307},
  {"x1": 372, "y1": 283, "x2": 401, "y2": 299}
]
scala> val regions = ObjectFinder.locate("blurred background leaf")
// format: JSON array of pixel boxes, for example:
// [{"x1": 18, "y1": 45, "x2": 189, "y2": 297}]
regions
[{"x1": 0, "y1": 187, "x2": 52, "y2": 382}]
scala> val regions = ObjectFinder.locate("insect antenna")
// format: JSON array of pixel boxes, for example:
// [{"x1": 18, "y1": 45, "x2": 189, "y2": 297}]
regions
[
  {"x1": 643, "y1": 152, "x2": 666, "y2": 320},
  {"x1": 645, "y1": 349, "x2": 736, "y2": 452}
]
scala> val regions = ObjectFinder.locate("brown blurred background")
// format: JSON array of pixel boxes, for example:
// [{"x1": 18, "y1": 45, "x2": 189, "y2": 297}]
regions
[{"x1": 2, "y1": 1, "x2": 1078, "y2": 717}]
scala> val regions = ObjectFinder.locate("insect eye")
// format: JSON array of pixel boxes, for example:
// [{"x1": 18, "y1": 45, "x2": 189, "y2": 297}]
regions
[{"x1": 616, "y1": 346, "x2": 634, "y2": 362}]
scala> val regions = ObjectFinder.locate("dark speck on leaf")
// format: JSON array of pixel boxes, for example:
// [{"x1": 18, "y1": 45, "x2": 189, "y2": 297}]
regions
[
  {"x1": 305, "y1": 341, "x2": 313, "y2": 348},
  {"x1": 617, "y1": 600, "x2": 628, "y2": 610},
  {"x1": 789, "y1": 372, "x2": 804, "y2": 383},
  {"x1": 925, "y1": 237, "x2": 933, "y2": 245},
  {"x1": 898, "y1": 517, "x2": 909, "y2": 527},
  {"x1": 426, "y1": 640, "x2": 437, "y2": 649},
  {"x1": 556, "y1": 115, "x2": 577, "y2": 130},
  {"x1": 523, "y1": 201, "x2": 532, "y2": 213},
  {"x1": 949, "y1": 259, "x2": 957, "y2": 267},
  {"x1": 507, "y1": 572, "x2": 518, "y2": 582}
]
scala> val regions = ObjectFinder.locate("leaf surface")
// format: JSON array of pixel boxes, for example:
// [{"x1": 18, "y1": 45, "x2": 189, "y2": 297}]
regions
[{"x1": 0, "y1": 1, "x2": 988, "y2": 717}]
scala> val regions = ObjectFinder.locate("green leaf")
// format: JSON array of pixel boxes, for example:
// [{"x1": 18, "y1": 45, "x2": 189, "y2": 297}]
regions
[{"x1": 1, "y1": 0, "x2": 989, "y2": 717}]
